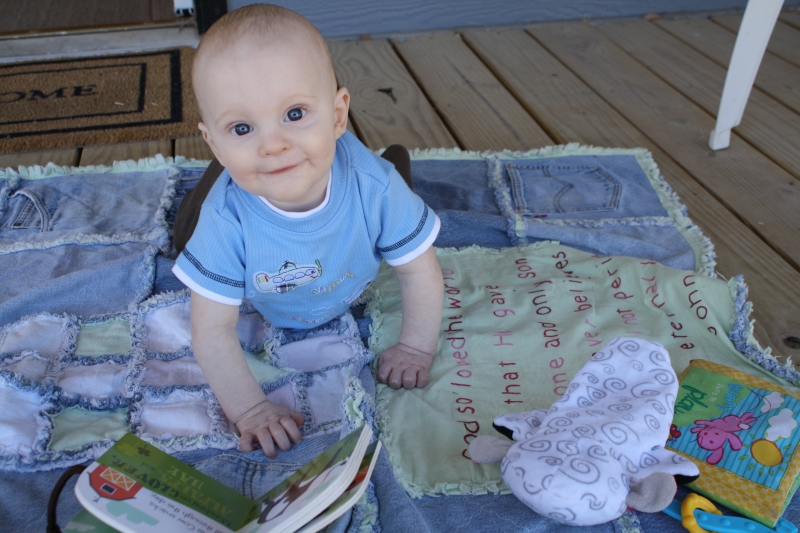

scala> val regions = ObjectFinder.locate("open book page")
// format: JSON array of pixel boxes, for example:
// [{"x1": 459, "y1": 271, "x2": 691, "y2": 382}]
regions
[
  {"x1": 74, "y1": 433, "x2": 258, "y2": 533},
  {"x1": 295, "y1": 440, "x2": 382, "y2": 533},
  {"x1": 249, "y1": 426, "x2": 373, "y2": 533}
]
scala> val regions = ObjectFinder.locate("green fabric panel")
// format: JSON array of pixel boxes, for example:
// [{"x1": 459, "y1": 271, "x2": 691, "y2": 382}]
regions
[
  {"x1": 50, "y1": 407, "x2": 128, "y2": 451},
  {"x1": 367, "y1": 243, "x2": 795, "y2": 497},
  {"x1": 74, "y1": 318, "x2": 131, "y2": 356}
]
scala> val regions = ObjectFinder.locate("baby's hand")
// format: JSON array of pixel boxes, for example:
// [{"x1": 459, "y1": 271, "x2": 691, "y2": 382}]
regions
[
  {"x1": 234, "y1": 400, "x2": 305, "y2": 458},
  {"x1": 377, "y1": 342, "x2": 434, "y2": 389}
]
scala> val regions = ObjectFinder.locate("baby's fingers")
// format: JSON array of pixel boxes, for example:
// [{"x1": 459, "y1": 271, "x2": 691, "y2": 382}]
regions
[
  {"x1": 405, "y1": 366, "x2": 429, "y2": 389},
  {"x1": 255, "y1": 427, "x2": 278, "y2": 459},
  {"x1": 376, "y1": 360, "x2": 393, "y2": 384},
  {"x1": 239, "y1": 429, "x2": 258, "y2": 453},
  {"x1": 283, "y1": 414, "x2": 304, "y2": 444}
]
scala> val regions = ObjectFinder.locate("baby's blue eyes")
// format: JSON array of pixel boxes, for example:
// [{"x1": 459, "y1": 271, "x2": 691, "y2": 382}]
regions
[
  {"x1": 286, "y1": 108, "x2": 306, "y2": 122},
  {"x1": 229, "y1": 109, "x2": 304, "y2": 135},
  {"x1": 232, "y1": 123, "x2": 252, "y2": 136}
]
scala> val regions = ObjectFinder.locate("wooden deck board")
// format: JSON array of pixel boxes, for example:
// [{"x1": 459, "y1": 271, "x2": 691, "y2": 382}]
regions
[
  {"x1": 0, "y1": 148, "x2": 80, "y2": 169},
  {"x1": 392, "y1": 32, "x2": 553, "y2": 151},
  {"x1": 175, "y1": 136, "x2": 214, "y2": 161},
  {"x1": 330, "y1": 39, "x2": 457, "y2": 150},
  {"x1": 1, "y1": 19, "x2": 799, "y2": 362},
  {"x1": 79, "y1": 139, "x2": 173, "y2": 167},
  {"x1": 782, "y1": 12, "x2": 800, "y2": 30},
  {"x1": 463, "y1": 28, "x2": 800, "y2": 361},
  {"x1": 597, "y1": 20, "x2": 800, "y2": 181},
  {"x1": 714, "y1": 15, "x2": 800, "y2": 69},
  {"x1": 528, "y1": 22, "x2": 800, "y2": 271},
  {"x1": 654, "y1": 18, "x2": 800, "y2": 117}
]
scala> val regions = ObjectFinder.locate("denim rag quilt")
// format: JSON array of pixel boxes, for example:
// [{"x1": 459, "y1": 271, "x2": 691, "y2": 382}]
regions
[{"x1": 0, "y1": 146, "x2": 792, "y2": 533}]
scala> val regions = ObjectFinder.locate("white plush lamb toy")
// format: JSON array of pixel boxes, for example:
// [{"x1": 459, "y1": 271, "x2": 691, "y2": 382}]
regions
[{"x1": 469, "y1": 337, "x2": 700, "y2": 526}]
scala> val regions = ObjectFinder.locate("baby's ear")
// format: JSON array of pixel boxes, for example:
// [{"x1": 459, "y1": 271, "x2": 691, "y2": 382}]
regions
[
  {"x1": 197, "y1": 123, "x2": 223, "y2": 163},
  {"x1": 333, "y1": 87, "x2": 350, "y2": 138}
]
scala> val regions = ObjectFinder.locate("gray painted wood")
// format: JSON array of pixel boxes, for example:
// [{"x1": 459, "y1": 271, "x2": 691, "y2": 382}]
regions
[{"x1": 228, "y1": 0, "x2": 800, "y2": 38}]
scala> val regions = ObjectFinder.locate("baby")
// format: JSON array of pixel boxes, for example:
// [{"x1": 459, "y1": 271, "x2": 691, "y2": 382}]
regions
[{"x1": 172, "y1": 4, "x2": 444, "y2": 458}]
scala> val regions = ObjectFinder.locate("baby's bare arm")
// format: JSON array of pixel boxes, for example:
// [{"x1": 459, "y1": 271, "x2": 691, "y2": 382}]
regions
[
  {"x1": 190, "y1": 292, "x2": 304, "y2": 457},
  {"x1": 377, "y1": 246, "x2": 444, "y2": 389}
]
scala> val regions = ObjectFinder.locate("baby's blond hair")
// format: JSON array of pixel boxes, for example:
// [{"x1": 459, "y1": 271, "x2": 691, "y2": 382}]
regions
[{"x1": 193, "y1": 4, "x2": 336, "y2": 98}]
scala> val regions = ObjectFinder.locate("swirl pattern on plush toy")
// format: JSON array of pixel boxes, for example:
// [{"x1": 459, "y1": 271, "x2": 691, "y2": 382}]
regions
[{"x1": 493, "y1": 337, "x2": 699, "y2": 526}]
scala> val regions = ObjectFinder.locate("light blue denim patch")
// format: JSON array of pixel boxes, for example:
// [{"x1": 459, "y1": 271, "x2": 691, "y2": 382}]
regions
[
  {"x1": 0, "y1": 167, "x2": 177, "y2": 253},
  {"x1": 0, "y1": 242, "x2": 157, "y2": 326},
  {"x1": 410, "y1": 150, "x2": 703, "y2": 272}
]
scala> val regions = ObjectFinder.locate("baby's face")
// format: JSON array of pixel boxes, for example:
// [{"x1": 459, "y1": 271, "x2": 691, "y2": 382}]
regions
[{"x1": 195, "y1": 37, "x2": 348, "y2": 211}]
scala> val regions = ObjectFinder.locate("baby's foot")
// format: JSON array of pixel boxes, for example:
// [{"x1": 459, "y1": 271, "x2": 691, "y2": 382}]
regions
[{"x1": 377, "y1": 342, "x2": 434, "y2": 389}]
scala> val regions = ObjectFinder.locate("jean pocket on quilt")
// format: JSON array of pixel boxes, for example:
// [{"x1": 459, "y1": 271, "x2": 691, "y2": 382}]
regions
[
  {"x1": 1, "y1": 190, "x2": 49, "y2": 231},
  {"x1": 506, "y1": 163, "x2": 621, "y2": 215}
]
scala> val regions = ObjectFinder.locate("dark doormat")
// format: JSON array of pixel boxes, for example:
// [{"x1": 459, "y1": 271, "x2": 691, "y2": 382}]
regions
[
  {"x1": 0, "y1": 0, "x2": 177, "y2": 35},
  {"x1": 0, "y1": 48, "x2": 200, "y2": 154}
]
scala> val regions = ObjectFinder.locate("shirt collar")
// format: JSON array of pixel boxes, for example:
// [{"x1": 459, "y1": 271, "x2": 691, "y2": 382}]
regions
[{"x1": 258, "y1": 170, "x2": 331, "y2": 218}]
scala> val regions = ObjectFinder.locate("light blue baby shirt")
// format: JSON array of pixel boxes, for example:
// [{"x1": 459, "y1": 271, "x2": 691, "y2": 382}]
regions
[{"x1": 173, "y1": 132, "x2": 440, "y2": 328}]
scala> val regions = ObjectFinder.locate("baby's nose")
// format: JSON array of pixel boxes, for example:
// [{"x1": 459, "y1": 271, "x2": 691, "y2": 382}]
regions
[{"x1": 258, "y1": 130, "x2": 290, "y2": 156}]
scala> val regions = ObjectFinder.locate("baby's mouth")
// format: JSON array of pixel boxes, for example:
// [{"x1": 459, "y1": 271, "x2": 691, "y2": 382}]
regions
[{"x1": 264, "y1": 162, "x2": 300, "y2": 175}]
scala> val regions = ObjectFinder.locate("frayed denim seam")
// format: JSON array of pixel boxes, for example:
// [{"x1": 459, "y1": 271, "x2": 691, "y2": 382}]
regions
[
  {"x1": 0, "y1": 175, "x2": 21, "y2": 218},
  {"x1": 58, "y1": 391, "x2": 132, "y2": 411},
  {"x1": 0, "y1": 154, "x2": 186, "y2": 180},
  {"x1": 144, "y1": 347, "x2": 195, "y2": 361},
  {"x1": 128, "y1": 296, "x2": 150, "y2": 437},
  {"x1": 0, "y1": 367, "x2": 56, "y2": 396},
  {"x1": 487, "y1": 156, "x2": 525, "y2": 246},
  {"x1": 0, "y1": 439, "x2": 116, "y2": 473},
  {"x1": 729, "y1": 275, "x2": 800, "y2": 386},
  {"x1": 0, "y1": 227, "x2": 172, "y2": 255},
  {"x1": 342, "y1": 376, "x2": 377, "y2": 435},
  {"x1": 355, "y1": 484, "x2": 380, "y2": 533},
  {"x1": 134, "y1": 245, "x2": 159, "y2": 305},
  {"x1": 526, "y1": 216, "x2": 675, "y2": 228},
  {"x1": 153, "y1": 175, "x2": 178, "y2": 252},
  {"x1": 141, "y1": 384, "x2": 208, "y2": 397}
]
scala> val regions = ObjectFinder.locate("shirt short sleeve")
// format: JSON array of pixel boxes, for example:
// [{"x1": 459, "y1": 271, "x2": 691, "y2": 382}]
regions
[
  {"x1": 172, "y1": 205, "x2": 246, "y2": 306},
  {"x1": 375, "y1": 171, "x2": 440, "y2": 266}
]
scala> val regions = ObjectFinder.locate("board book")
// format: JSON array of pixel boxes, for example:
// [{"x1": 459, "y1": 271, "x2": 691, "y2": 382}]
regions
[
  {"x1": 667, "y1": 359, "x2": 800, "y2": 527},
  {"x1": 69, "y1": 426, "x2": 380, "y2": 533}
]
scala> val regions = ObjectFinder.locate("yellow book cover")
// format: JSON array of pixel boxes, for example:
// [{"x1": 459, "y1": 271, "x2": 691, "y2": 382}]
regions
[{"x1": 667, "y1": 360, "x2": 800, "y2": 527}]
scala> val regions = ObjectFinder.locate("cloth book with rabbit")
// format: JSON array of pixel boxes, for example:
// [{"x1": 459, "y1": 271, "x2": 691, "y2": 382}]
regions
[{"x1": 667, "y1": 359, "x2": 800, "y2": 527}]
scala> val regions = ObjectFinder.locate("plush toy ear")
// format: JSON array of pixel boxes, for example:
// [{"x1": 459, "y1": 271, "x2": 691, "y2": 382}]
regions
[
  {"x1": 492, "y1": 422, "x2": 515, "y2": 440},
  {"x1": 468, "y1": 436, "x2": 513, "y2": 464},
  {"x1": 625, "y1": 472, "x2": 677, "y2": 513}
]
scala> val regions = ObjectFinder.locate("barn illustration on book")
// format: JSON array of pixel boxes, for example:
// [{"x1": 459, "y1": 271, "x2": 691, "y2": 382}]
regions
[{"x1": 90, "y1": 464, "x2": 144, "y2": 501}]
